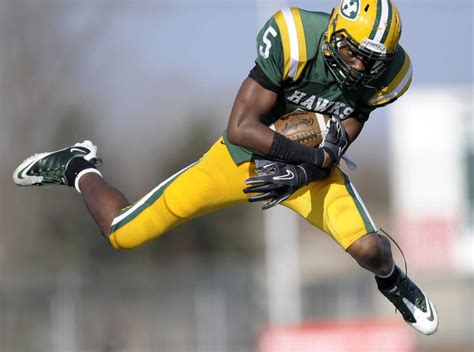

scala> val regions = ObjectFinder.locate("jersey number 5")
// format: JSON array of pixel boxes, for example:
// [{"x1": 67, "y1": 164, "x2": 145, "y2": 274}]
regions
[{"x1": 259, "y1": 26, "x2": 277, "y2": 59}]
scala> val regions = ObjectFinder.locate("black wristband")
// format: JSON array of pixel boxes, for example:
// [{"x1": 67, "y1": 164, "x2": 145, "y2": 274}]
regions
[
  {"x1": 313, "y1": 148, "x2": 326, "y2": 167},
  {"x1": 298, "y1": 162, "x2": 331, "y2": 183},
  {"x1": 267, "y1": 133, "x2": 325, "y2": 166},
  {"x1": 295, "y1": 165, "x2": 309, "y2": 186}
]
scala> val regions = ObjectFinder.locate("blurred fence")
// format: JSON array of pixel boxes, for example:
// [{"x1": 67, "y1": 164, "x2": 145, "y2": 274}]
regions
[
  {"x1": 1, "y1": 254, "x2": 472, "y2": 351},
  {"x1": 1, "y1": 258, "x2": 259, "y2": 352}
]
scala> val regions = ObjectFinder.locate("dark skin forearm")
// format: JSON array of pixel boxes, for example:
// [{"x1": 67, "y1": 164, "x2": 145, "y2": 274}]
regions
[
  {"x1": 341, "y1": 116, "x2": 364, "y2": 145},
  {"x1": 227, "y1": 77, "x2": 277, "y2": 154}
]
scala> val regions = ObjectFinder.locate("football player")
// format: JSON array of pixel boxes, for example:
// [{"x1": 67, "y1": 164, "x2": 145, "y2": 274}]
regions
[{"x1": 13, "y1": 0, "x2": 438, "y2": 335}]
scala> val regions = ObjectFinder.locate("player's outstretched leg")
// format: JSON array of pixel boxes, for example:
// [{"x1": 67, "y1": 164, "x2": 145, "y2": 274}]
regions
[
  {"x1": 347, "y1": 233, "x2": 438, "y2": 335},
  {"x1": 13, "y1": 140, "x2": 129, "y2": 237}
]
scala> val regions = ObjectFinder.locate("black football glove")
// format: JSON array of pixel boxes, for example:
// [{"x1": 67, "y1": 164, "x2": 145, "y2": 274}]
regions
[
  {"x1": 243, "y1": 160, "x2": 330, "y2": 210},
  {"x1": 319, "y1": 117, "x2": 349, "y2": 168},
  {"x1": 244, "y1": 161, "x2": 305, "y2": 210}
]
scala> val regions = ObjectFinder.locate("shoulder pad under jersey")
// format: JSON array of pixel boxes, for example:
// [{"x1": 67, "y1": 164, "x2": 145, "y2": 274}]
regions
[{"x1": 368, "y1": 47, "x2": 413, "y2": 107}]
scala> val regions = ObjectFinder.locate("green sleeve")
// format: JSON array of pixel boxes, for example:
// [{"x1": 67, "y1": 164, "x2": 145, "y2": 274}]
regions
[{"x1": 255, "y1": 15, "x2": 284, "y2": 87}]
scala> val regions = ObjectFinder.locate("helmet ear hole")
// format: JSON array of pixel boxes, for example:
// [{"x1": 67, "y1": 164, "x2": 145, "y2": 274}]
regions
[{"x1": 364, "y1": 4, "x2": 370, "y2": 11}]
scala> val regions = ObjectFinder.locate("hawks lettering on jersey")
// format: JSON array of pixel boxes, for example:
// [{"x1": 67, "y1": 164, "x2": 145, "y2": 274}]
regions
[{"x1": 287, "y1": 91, "x2": 355, "y2": 118}]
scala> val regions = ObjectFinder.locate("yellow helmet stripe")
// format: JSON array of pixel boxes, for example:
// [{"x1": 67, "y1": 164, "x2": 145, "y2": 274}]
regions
[
  {"x1": 290, "y1": 8, "x2": 307, "y2": 81},
  {"x1": 274, "y1": 10, "x2": 291, "y2": 80},
  {"x1": 368, "y1": 54, "x2": 412, "y2": 105},
  {"x1": 275, "y1": 8, "x2": 307, "y2": 81}
]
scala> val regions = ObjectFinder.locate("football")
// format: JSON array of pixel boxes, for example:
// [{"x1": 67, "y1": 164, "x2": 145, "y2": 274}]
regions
[{"x1": 270, "y1": 110, "x2": 331, "y2": 147}]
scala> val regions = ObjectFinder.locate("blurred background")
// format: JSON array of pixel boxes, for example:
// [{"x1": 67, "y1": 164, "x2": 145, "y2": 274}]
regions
[{"x1": 0, "y1": 0, "x2": 472, "y2": 351}]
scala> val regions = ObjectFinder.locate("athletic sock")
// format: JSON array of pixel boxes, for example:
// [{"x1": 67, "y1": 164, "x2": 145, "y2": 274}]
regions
[
  {"x1": 65, "y1": 158, "x2": 102, "y2": 193},
  {"x1": 375, "y1": 265, "x2": 402, "y2": 291}
]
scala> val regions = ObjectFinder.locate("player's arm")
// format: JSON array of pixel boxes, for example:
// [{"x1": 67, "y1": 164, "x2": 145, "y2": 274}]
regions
[
  {"x1": 227, "y1": 75, "x2": 341, "y2": 168},
  {"x1": 228, "y1": 10, "x2": 324, "y2": 165},
  {"x1": 227, "y1": 11, "x2": 284, "y2": 154},
  {"x1": 342, "y1": 116, "x2": 365, "y2": 146},
  {"x1": 226, "y1": 77, "x2": 278, "y2": 155}
]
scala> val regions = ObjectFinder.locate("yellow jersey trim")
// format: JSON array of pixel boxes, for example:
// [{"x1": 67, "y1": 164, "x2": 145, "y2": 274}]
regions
[
  {"x1": 274, "y1": 11, "x2": 291, "y2": 80},
  {"x1": 275, "y1": 8, "x2": 308, "y2": 81},
  {"x1": 291, "y1": 8, "x2": 307, "y2": 81}
]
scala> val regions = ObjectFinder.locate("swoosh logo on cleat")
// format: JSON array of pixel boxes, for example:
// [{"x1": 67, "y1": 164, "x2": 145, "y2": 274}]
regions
[
  {"x1": 402, "y1": 296, "x2": 435, "y2": 323},
  {"x1": 426, "y1": 301, "x2": 434, "y2": 322},
  {"x1": 17, "y1": 159, "x2": 39, "y2": 179}
]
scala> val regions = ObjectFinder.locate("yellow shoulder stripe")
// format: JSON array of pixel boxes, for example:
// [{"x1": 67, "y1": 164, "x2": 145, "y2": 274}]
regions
[
  {"x1": 369, "y1": 53, "x2": 413, "y2": 106},
  {"x1": 274, "y1": 11, "x2": 291, "y2": 80},
  {"x1": 274, "y1": 8, "x2": 307, "y2": 81},
  {"x1": 291, "y1": 8, "x2": 307, "y2": 81}
]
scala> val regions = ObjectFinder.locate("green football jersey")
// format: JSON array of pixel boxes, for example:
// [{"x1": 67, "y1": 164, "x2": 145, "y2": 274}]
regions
[{"x1": 224, "y1": 7, "x2": 412, "y2": 164}]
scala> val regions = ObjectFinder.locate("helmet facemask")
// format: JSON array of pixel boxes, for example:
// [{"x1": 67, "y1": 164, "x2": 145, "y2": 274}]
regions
[{"x1": 324, "y1": 29, "x2": 396, "y2": 89}]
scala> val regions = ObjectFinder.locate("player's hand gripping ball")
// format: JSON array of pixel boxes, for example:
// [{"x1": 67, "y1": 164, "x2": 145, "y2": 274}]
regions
[{"x1": 270, "y1": 110, "x2": 331, "y2": 147}]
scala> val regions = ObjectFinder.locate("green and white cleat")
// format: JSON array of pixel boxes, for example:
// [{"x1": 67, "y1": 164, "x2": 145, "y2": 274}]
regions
[
  {"x1": 379, "y1": 273, "x2": 439, "y2": 335},
  {"x1": 13, "y1": 140, "x2": 103, "y2": 186}
]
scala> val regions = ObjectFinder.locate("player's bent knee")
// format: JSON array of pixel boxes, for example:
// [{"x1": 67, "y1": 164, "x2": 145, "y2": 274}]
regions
[
  {"x1": 108, "y1": 230, "x2": 152, "y2": 249},
  {"x1": 347, "y1": 233, "x2": 390, "y2": 268},
  {"x1": 107, "y1": 196, "x2": 183, "y2": 249},
  {"x1": 108, "y1": 215, "x2": 170, "y2": 249}
]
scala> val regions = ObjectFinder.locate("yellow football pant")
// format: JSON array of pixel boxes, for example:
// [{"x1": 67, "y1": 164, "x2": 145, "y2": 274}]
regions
[{"x1": 108, "y1": 138, "x2": 376, "y2": 250}]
